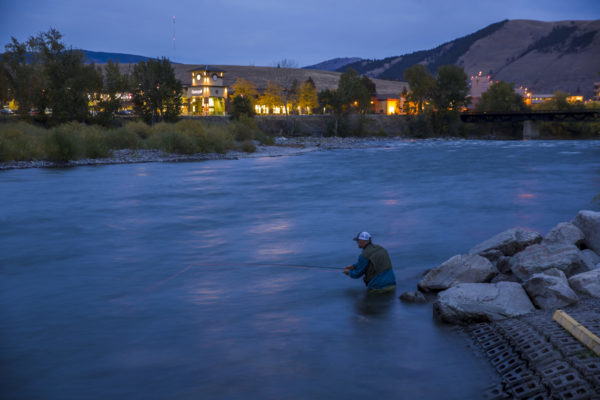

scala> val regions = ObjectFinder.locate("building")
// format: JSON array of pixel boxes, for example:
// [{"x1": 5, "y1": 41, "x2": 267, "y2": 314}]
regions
[
  {"x1": 373, "y1": 97, "x2": 404, "y2": 115},
  {"x1": 185, "y1": 66, "x2": 228, "y2": 116},
  {"x1": 593, "y1": 82, "x2": 600, "y2": 101},
  {"x1": 468, "y1": 72, "x2": 492, "y2": 109}
]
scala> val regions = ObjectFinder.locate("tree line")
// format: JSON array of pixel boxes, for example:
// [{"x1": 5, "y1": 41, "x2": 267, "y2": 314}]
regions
[{"x1": 0, "y1": 29, "x2": 182, "y2": 126}]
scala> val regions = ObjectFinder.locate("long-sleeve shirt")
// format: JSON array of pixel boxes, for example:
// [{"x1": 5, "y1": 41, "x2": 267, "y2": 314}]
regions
[{"x1": 348, "y1": 253, "x2": 396, "y2": 291}]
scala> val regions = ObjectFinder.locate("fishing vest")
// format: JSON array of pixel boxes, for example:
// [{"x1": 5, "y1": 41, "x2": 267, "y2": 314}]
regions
[{"x1": 360, "y1": 243, "x2": 393, "y2": 285}]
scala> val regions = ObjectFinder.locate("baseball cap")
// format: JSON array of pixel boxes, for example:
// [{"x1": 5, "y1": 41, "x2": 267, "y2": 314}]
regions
[{"x1": 353, "y1": 231, "x2": 371, "y2": 241}]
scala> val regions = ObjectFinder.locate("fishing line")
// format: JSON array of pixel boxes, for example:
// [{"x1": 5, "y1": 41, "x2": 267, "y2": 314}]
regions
[{"x1": 141, "y1": 262, "x2": 343, "y2": 294}]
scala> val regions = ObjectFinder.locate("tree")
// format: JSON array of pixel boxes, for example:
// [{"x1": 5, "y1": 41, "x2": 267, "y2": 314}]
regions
[
  {"x1": 0, "y1": 37, "x2": 42, "y2": 115},
  {"x1": 37, "y1": 29, "x2": 102, "y2": 124},
  {"x1": 338, "y1": 68, "x2": 371, "y2": 114},
  {"x1": 403, "y1": 64, "x2": 435, "y2": 114},
  {"x1": 1, "y1": 29, "x2": 102, "y2": 123},
  {"x1": 272, "y1": 59, "x2": 299, "y2": 115},
  {"x1": 433, "y1": 65, "x2": 469, "y2": 111},
  {"x1": 318, "y1": 88, "x2": 344, "y2": 135},
  {"x1": 231, "y1": 78, "x2": 258, "y2": 105},
  {"x1": 475, "y1": 81, "x2": 527, "y2": 113},
  {"x1": 258, "y1": 81, "x2": 285, "y2": 114},
  {"x1": 131, "y1": 57, "x2": 182, "y2": 124},
  {"x1": 230, "y1": 95, "x2": 255, "y2": 120},
  {"x1": 96, "y1": 60, "x2": 129, "y2": 124},
  {"x1": 297, "y1": 78, "x2": 318, "y2": 114}
]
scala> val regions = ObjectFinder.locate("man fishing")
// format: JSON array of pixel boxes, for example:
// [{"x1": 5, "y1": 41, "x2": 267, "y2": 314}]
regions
[{"x1": 343, "y1": 231, "x2": 396, "y2": 292}]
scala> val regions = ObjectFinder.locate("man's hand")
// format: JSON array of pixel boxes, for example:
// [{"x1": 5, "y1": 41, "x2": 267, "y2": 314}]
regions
[{"x1": 343, "y1": 265, "x2": 354, "y2": 275}]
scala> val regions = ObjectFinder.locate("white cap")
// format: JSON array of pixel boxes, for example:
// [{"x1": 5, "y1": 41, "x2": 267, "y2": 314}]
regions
[{"x1": 353, "y1": 231, "x2": 371, "y2": 241}]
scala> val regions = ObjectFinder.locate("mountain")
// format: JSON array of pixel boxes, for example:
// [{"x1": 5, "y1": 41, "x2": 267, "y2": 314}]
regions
[
  {"x1": 333, "y1": 19, "x2": 600, "y2": 97},
  {"x1": 303, "y1": 57, "x2": 363, "y2": 71},
  {"x1": 81, "y1": 50, "x2": 152, "y2": 64}
]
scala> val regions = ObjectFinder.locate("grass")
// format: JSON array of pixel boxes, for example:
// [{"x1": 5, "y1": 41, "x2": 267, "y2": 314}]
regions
[{"x1": 0, "y1": 118, "x2": 272, "y2": 162}]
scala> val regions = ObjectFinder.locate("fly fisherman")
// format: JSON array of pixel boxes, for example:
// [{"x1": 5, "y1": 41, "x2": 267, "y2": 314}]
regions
[{"x1": 343, "y1": 231, "x2": 396, "y2": 292}]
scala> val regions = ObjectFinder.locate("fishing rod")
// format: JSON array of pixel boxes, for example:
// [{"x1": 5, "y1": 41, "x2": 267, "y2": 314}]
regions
[{"x1": 236, "y1": 262, "x2": 344, "y2": 271}]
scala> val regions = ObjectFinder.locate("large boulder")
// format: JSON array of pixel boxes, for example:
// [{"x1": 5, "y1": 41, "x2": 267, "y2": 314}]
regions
[
  {"x1": 509, "y1": 243, "x2": 587, "y2": 281},
  {"x1": 522, "y1": 269, "x2": 578, "y2": 310},
  {"x1": 568, "y1": 269, "x2": 600, "y2": 298},
  {"x1": 418, "y1": 254, "x2": 498, "y2": 292},
  {"x1": 433, "y1": 282, "x2": 535, "y2": 324},
  {"x1": 543, "y1": 222, "x2": 585, "y2": 247},
  {"x1": 469, "y1": 228, "x2": 542, "y2": 259},
  {"x1": 572, "y1": 210, "x2": 600, "y2": 254}
]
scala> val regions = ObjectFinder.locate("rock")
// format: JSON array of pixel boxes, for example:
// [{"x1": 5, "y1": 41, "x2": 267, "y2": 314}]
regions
[
  {"x1": 543, "y1": 222, "x2": 585, "y2": 247},
  {"x1": 496, "y1": 256, "x2": 512, "y2": 274},
  {"x1": 572, "y1": 210, "x2": 600, "y2": 254},
  {"x1": 580, "y1": 249, "x2": 600, "y2": 271},
  {"x1": 469, "y1": 228, "x2": 542, "y2": 258},
  {"x1": 522, "y1": 269, "x2": 578, "y2": 309},
  {"x1": 418, "y1": 254, "x2": 498, "y2": 292},
  {"x1": 568, "y1": 269, "x2": 600, "y2": 298},
  {"x1": 509, "y1": 242, "x2": 587, "y2": 280},
  {"x1": 433, "y1": 282, "x2": 535, "y2": 324},
  {"x1": 478, "y1": 249, "x2": 504, "y2": 263},
  {"x1": 399, "y1": 291, "x2": 427, "y2": 303},
  {"x1": 490, "y1": 273, "x2": 521, "y2": 284}
]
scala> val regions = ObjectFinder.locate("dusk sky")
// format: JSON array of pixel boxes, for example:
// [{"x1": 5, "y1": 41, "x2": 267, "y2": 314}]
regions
[{"x1": 2, "y1": 0, "x2": 599, "y2": 67}]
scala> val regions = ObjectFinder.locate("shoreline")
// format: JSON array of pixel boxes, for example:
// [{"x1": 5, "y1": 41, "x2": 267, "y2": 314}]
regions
[
  {"x1": 0, "y1": 136, "x2": 422, "y2": 171},
  {"x1": 3, "y1": 136, "x2": 596, "y2": 171}
]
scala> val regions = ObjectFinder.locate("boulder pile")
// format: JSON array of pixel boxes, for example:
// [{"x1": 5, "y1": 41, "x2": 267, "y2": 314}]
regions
[{"x1": 403, "y1": 210, "x2": 600, "y2": 324}]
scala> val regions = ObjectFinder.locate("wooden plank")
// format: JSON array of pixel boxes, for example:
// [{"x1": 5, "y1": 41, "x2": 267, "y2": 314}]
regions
[{"x1": 553, "y1": 310, "x2": 600, "y2": 356}]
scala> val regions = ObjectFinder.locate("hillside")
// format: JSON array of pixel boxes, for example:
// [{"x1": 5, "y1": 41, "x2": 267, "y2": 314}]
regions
[
  {"x1": 81, "y1": 50, "x2": 151, "y2": 64},
  {"x1": 303, "y1": 57, "x2": 363, "y2": 71},
  {"x1": 114, "y1": 63, "x2": 409, "y2": 98},
  {"x1": 335, "y1": 19, "x2": 600, "y2": 97}
]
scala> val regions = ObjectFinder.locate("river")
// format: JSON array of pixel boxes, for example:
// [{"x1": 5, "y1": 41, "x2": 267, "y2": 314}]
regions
[{"x1": 1, "y1": 140, "x2": 599, "y2": 399}]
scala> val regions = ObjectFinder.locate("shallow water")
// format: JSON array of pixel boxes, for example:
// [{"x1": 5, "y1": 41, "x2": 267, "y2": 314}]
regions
[{"x1": 1, "y1": 140, "x2": 599, "y2": 399}]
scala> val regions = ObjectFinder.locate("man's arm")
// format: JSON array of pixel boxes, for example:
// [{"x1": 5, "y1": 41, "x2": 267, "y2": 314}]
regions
[{"x1": 344, "y1": 255, "x2": 369, "y2": 279}]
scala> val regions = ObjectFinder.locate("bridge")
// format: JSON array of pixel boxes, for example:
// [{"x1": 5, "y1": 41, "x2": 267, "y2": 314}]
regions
[{"x1": 460, "y1": 110, "x2": 600, "y2": 139}]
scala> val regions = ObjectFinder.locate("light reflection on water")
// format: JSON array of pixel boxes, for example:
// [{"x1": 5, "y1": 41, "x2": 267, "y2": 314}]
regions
[{"x1": 1, "y1": 140, "x2": 599, "y2": 400}]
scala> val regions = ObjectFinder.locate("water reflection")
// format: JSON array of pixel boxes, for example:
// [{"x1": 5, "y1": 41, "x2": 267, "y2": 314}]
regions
[{"x1": 352, "y1": 290, "x2": 396, "y2": 318}]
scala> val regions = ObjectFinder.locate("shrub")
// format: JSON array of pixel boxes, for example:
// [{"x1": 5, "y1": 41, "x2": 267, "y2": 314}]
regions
[
  {"x1": 147, "y1": 123, "x2": 196, "y2": 154},
  {"x1": 205, "y1": 125, "x2": 235, "y2": 154},
  {"x1": 81, "y1": 126, "x2": 110, "y2": 159},
  {"x1": 238, "y1": 140, "x2": 257, "y2": 153},
  {"x1": 0, "y1": 122, "x2": 44, "y2": 161},
  {"x1": 175, "y1": 119, "x2": 205, "y2": 135},
  {"x1": 44, "y1": 122, "x2": 84, "y2": 161},
  {"x1": 123, "y1": 121, "x2": 152, "y2": 140},
  {"x1": 105, "y1": 127, "x2": 140, "y2": 150}
]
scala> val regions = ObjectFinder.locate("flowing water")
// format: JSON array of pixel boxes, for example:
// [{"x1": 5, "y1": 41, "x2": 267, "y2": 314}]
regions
[{"x1": 1, "y1": 140, "x2": 599, "y2": 399}]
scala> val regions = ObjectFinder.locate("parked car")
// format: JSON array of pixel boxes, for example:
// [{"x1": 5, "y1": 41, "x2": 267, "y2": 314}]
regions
[
  {"x1": 0, "y1": 108, "x2": 14, "y2": 115},
  {"x1": 117, "y1": 109, "x2": 133, "y2": 115}
]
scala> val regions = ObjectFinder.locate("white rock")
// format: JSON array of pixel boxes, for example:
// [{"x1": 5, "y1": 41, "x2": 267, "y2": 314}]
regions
[
  {"x1": 418, "y1": 254, "x2": 498, "y2": 292},
  {"x1": 572, "y1": 210, "x2": 600, "y2": 254},
  {"x1": 522, "y1": 269, "x2": 578, "y2": 309},
  {"x1": 568, "y1": 269, "x2": 600, "y2": 298},
  {"x1": 509, "y1": 243, "x2": 587, "y2": 280},
  {"x1": 433, "y1": 282, "x2": 535, "y2": 324},
  {"x1": 469, "y1": 228, "x2": 542, "y2": 258}
]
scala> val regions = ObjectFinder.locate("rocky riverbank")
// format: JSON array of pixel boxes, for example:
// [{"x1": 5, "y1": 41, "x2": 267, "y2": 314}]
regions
[
  {"x1": 0, "y1": 136, "x2": 400, "y2": 170},
  {"x1": 401, "y1": 210, "x2": 600, "y2": 399}
]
